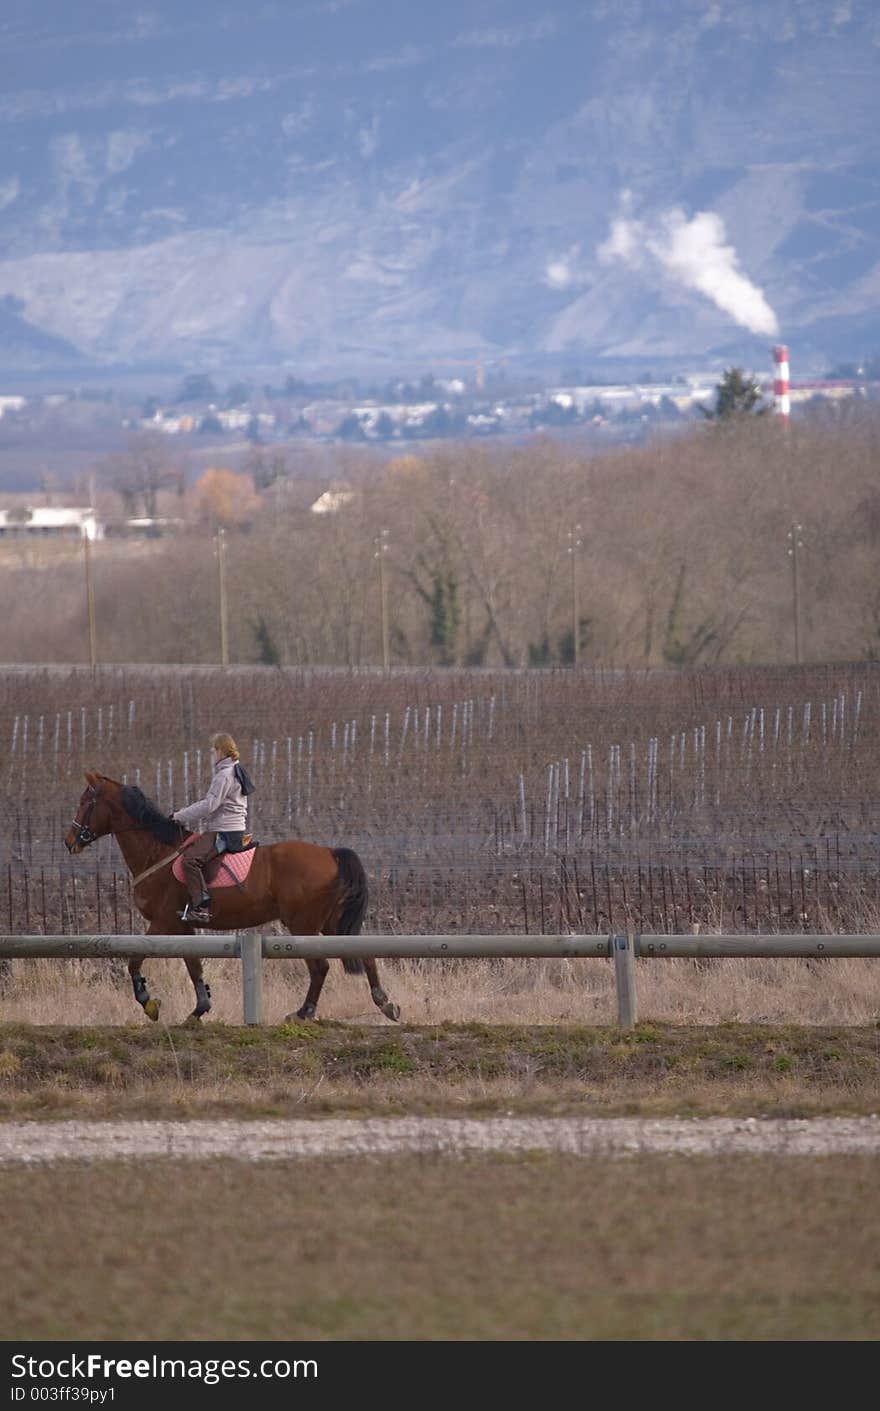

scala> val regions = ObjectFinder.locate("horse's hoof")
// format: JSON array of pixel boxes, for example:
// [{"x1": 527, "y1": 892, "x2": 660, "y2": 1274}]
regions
[
  {"x1": 143, "y1": 998, "x2": 160, "y2": 1022},
  {"x1": 294, "y1": 1004, "x2": 317, "y2": 1021},
  {"x1": 184, "y1": 1012, "x2": 203, "y2": 1026},
  {"x1": 381, "y1": 1001, "x2": 401, "y2": 1023},
  {"x1": 192, "y1": 983, "x2": 212, "y2": 1018}
]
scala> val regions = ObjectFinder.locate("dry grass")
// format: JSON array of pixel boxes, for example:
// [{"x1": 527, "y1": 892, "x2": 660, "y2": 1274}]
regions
[
  {"x1": 2, "y1": 1153, "x2": 879, "y2": 1340},
  {"x1": 1, "y1": 1016, "x2": 878, "y2": 1120},
  {"x1": 3, "y1": 952, "x2": 880, "y2": 1029}
]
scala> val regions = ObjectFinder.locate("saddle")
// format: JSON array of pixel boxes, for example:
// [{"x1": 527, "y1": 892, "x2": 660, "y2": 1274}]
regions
[
  {"x1": 173, "y1": 836, "x2": 259, "y2": 890},
  {"x1": 217, "y1": 831, "x2": 254, "y2": 855}
]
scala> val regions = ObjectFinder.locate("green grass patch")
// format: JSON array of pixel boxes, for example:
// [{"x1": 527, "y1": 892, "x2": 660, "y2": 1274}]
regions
[{"x1": 1, "y1": 1020, "x2": 879, "y2": 1118}]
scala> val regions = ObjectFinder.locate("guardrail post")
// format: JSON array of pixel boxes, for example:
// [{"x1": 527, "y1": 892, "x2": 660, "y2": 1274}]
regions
[
  {"x1": 240, "y1": 930, "x2": 263, "y2": 1025},
  {"x1": 612, "y1": 931, "x2": 638, "y2": 1028}
]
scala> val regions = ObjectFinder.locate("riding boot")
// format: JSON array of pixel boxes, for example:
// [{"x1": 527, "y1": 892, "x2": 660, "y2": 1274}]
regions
[
  {"x1": 180, "y1": 835, "x2": 217, "y2": 925},
  {"x1": 180, "y1": 882, "x2": 212, "y2": 925}
]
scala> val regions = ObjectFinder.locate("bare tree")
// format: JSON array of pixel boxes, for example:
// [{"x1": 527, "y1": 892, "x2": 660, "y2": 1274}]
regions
[{"x1": 99, "y1": 434, "x2": 184, "y2": 519}]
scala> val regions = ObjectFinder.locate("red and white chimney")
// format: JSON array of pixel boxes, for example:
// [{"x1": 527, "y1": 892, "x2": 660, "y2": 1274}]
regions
[{"x1": 772, "y1": 344, "x2": 790, "y2": 422}]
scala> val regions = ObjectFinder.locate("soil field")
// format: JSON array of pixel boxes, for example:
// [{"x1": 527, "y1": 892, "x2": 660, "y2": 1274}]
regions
[{"x1": 2, "y1": 1151, "x2": 878, "y2": 1340}]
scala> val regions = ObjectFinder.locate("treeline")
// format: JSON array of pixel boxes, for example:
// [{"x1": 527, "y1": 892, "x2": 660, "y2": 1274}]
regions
[{"x1": 1, "y1": 415, "x2": 878, "y2": 668}]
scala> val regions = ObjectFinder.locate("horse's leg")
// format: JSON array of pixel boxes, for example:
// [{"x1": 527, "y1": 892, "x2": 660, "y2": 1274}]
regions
[
  {"x1": 361, "y1": 957, "x2": 401, "y2": 1023},
  {"x1": 184, "y1": 954, "x2": 212, "y2": 1021},
  {"x1": 289, "y1": 958, "x2": 329, "y2": 1021},
  {"x1": 128, "y1": 957, "x2": 160, "y2": 1022}
]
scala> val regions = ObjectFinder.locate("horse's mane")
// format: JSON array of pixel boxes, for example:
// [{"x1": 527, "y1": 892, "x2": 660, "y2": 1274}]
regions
[{"x1": 120, "y1": 785, "x2": 183, "y2": 846}]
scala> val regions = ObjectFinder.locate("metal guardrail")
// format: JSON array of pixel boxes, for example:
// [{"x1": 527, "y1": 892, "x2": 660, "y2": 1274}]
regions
[{"x1": 3, "y1": 933, "x2": 880, "y2": 1028}]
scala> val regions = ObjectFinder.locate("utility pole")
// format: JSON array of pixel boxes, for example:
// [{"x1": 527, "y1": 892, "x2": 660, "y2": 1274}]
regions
[
  {"x1": 567, "y1": 524, "x2": 582, "y2": 665},
  {"x1": 217, "y1": 526, "x2": 229, "y2": 667},
  {"x1": 787, "y1": 522, "x2": 803, "y2": 665},
  {"x1": 83, "y1": 529, "x2": 97, "y2": 670},
  {"x1": 375, "y1": 528, "x2": 390, "y2": 671}
]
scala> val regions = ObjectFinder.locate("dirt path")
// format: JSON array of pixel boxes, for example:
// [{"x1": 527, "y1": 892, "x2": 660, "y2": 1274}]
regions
[{"x1": 2, "y1": 1115, "x2": 880, "y2": 1163}]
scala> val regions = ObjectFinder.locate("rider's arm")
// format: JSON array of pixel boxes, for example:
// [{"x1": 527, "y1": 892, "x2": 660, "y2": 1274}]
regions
[{"x1": 172, "y1": 768, "x2": 233, "y2": 829}]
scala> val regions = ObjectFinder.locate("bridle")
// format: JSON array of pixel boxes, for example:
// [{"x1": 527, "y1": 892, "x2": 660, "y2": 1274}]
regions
[
  {"x1": 69, "y1": 781, "x2": 184, "y2": 852},
  {"x1": 70, "y1": 786, "x2": 100, "y2": 848}
]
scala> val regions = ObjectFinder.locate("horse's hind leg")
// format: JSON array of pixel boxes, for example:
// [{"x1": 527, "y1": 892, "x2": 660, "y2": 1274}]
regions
[
  {"x1": 287, "y1": 958, "x2": 329, "y2": 1021},
  {"x1": 184, "y1": 955, "x2": 212, "y2": 1021},
  {"x1": 129, "y1": 957, "x2": 160, "y2": 1022},
  {"x1": 362, "y1": 957, "x2": 401, "y2": 1023}
]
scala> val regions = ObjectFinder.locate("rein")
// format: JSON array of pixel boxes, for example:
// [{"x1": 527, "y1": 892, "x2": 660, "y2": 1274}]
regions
[
  {"x1": 71, "y1": 786, "x2": 187, "y2": 877},
  {"x1": 132, "y1": 836, "x2": 195, "y2": 887}
]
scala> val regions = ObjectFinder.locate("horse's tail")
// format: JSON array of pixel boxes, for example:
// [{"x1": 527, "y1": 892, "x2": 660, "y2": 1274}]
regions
[{"x1": 331, "y1": 846, "x2": 368, "y2": 975}]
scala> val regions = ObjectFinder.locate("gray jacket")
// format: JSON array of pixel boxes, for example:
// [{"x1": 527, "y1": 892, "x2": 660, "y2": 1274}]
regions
[{"x1": 172, "y1": 756, "x2": 248, "y2": 833}]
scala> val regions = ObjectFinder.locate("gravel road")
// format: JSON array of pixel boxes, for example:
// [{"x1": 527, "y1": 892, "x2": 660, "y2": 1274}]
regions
[{"x1": 1, "y1": 1116, "x2": 879, "y2": 1163}]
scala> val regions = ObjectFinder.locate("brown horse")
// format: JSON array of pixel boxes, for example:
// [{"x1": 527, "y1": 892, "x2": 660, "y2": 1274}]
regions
[{"x1": 64, "y1": 771, "x2": 400, "y2": 1025}]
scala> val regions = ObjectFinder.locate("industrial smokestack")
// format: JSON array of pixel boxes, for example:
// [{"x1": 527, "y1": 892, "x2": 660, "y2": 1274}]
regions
[{"x1": 772, "y1": 344, "x2": 790, "y2": 422}]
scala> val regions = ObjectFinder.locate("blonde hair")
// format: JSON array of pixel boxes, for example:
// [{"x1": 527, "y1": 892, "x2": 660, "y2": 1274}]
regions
[{"x1": 211, "y1": 732, "x2": 240, "y2": 761}]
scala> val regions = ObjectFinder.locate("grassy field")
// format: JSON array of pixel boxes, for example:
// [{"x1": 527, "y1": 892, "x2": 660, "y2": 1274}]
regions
[
  {"x1": 3, "y1": 1152, "x2": 879, "y2": 1340},
  {"x1": 1, "y1": 1019, "x2": 879, "y2": 1120}
]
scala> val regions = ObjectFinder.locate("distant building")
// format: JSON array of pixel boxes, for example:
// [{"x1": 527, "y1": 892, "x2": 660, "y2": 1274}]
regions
[
  {"x1": 103, "y1": 516, "x2": 185, "y2": 538},
  {"x1": 139, "y1": 412, "x2": 196, "y2": 435},
  {"x1": 0, "y1": 506, "x2": 103, "y2": 540},
  {"x1": 310, "y1": 488, "x2": 355, "y2": 515},
  {"x1": 138, "y1": 406, "x2": 276, "y2": 435}
]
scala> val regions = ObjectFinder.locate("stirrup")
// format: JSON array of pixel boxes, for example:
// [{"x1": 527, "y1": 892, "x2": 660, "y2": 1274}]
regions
[{"x1": 181, "y1": 893, "x2": 211, "y2": 921}]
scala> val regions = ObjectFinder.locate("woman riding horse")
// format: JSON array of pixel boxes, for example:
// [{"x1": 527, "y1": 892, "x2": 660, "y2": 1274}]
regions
[
  {"x1": 65, "y1": 771, "x2": 400, "y2": 1026},
  {"x1": 172, "y1": 732, "x2": 253, "y2": 927}
]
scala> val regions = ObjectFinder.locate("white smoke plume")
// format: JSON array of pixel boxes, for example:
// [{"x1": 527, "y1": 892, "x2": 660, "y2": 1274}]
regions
[{"x1": 598, "y1": 203, "x2": 779, "y2": 337}]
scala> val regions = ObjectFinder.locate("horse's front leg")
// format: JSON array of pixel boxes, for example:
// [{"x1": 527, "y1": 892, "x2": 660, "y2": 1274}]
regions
[
  {"x1": 128, "y1": 957, "x2": 160, "y2": 1022},
  {"x1": 185, "y1": 954, "x2": 212, "y2": 1022}
]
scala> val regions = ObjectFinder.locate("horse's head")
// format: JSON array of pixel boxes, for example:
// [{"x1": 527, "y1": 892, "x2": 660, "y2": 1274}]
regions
[{"x1": 65, "y1": 772, "x2": 120, "y2": 853}]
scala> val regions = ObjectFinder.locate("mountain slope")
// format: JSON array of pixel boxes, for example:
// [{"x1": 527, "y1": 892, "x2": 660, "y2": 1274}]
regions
[{"x1": 0, "y1": 0, "x2": 877, "y2": 373}]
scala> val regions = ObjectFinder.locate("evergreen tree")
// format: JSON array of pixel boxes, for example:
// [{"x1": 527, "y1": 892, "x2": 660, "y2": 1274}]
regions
[
  {"x1": 427, "y1": 572, "x2": 461, "y2": 665},
  {"x1": 251, "y1": 616, "x2": 281, "y2": 666},
  {"x1": 703, "y1": 367, "x2": 768, "y2": 421}
]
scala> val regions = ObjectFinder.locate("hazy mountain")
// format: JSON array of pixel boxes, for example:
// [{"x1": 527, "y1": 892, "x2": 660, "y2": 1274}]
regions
[{"x1": 0, "y1": 0, "x2": 877, "y2": 376}]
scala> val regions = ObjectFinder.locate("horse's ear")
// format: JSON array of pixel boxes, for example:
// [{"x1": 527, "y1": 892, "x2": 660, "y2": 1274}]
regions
[{"x1": 84, "y1": 770, "x2": 98, "y2": 785}]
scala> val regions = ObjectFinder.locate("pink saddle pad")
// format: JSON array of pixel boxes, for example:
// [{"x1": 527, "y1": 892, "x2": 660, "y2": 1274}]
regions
[{"x1": 172, "y1": 839, "x2": 257, "y2": 890}]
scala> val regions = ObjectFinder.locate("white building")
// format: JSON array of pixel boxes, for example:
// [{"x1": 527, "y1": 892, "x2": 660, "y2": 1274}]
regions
[
  {"x1": 310, "y1": 489, "x2": 355, "y2": 515},
  {"x1": 0, "y1": 506, "x2": 104, "y2": 540}
]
